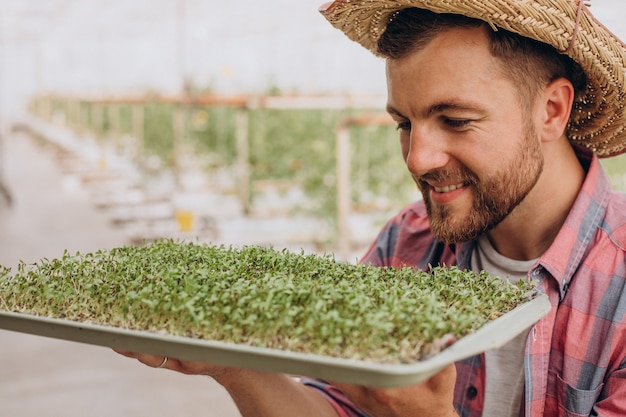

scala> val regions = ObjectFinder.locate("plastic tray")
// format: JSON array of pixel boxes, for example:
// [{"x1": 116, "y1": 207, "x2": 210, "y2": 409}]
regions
[{"x1": 0, "y1": 294, "x2": 550, "y2": 387}]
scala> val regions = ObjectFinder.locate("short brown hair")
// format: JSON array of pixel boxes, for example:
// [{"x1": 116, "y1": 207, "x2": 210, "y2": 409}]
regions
[{"x1": 377, "y1": 8, "x2": 587, "y2": 110}]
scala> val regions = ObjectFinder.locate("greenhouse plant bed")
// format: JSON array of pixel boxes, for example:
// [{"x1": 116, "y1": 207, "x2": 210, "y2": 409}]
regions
[{"x1": 0, "y1": 294, "x2": 550, "y2": 387}]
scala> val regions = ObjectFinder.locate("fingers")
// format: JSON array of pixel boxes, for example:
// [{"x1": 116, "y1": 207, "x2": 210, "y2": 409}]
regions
[
  {"x1": 112, "y1": 349, "x2": 171, "y2": 369},
  {"x1": 112, "y1": 348, "x2": 238, "y2": 380},
  {"x1": 112, "y1": 348, "x2": 134, "y2": 357},
  {"x1": 155, "y1": 356, "x2": 169, "y2": 368}
]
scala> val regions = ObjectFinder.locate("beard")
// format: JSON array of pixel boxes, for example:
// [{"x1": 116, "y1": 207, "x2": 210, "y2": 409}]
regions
[{"x1": 417, "y1": 123, "x2": 544, "y2": 244}]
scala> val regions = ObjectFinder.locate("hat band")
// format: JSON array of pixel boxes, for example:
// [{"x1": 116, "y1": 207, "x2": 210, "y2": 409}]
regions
[{"x1": 566, "y1": 0, "x2": 589, "y2": 54}]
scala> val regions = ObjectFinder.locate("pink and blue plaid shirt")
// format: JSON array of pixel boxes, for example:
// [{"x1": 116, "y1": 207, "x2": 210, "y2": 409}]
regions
[{"x1": 303, "y1": 147, "x2": 626, "y2": 417}]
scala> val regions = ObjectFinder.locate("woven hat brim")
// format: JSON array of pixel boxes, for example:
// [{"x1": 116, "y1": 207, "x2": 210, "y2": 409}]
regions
[{"x1": 320, "y1": 0, "x2": 626, "y2": 157}]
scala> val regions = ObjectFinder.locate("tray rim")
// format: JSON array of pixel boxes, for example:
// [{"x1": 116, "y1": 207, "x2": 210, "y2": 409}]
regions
[{"x1": 0, "y1": 293, "x2": 551, "y2": 387}]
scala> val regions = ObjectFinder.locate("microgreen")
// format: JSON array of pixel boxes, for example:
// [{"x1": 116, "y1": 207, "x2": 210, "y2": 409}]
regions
[{"x1": 0, "y1": 240, "x2": 536, "y2": 363}]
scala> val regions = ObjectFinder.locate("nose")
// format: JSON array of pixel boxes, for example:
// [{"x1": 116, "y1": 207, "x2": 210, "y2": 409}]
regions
[{"x1": 403, "y1": 126, "x2": 450, "y2": 176}]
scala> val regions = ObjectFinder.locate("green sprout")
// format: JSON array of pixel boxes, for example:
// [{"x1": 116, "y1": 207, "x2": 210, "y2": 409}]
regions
[{"x1": 0, "y1": 240, "x2": 536, "y2": 363}]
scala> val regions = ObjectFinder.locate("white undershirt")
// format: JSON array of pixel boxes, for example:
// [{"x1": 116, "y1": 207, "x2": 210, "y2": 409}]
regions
[{"x1": 471, "y1": 235, "x2": 538, "y2": 417}]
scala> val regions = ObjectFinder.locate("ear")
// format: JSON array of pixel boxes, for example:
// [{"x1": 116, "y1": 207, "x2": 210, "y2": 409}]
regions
[{"x1": 538, "y1": 77, "x2": 575, "y2": 143}]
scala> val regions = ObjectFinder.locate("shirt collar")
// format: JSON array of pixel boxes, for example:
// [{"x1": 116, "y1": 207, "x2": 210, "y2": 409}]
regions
[{"x1": 534, "y1": 147, "x2": 610, "y2": 299}]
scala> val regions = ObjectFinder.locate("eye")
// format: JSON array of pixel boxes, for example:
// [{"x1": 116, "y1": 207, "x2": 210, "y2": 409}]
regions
[
  {"x1": 395, "y1": 120, "x2": 411, "y2": 132},
  {"x1": 443, "y1": 118, "x2": 471, "y2": 130}
]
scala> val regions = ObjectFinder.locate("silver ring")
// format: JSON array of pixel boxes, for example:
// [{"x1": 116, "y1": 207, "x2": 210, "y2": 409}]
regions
[{"x1": 156, "y1": 356, "x2": 168, "y2": 368}]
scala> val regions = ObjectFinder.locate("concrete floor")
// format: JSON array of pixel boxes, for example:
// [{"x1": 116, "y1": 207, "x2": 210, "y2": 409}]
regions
[{"x1": 0, "y1": 130, "x2": 241, "y2": 417}]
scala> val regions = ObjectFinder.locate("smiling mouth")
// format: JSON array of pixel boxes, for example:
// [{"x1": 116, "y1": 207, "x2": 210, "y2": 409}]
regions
[{"x1": 433, "y1": 182, "x2": 467, "y2": 193}]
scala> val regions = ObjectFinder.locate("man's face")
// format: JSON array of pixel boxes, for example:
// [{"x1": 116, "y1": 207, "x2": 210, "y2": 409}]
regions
[{"x1": 386, "y1": 26, "x2": 544, "y2": 243}]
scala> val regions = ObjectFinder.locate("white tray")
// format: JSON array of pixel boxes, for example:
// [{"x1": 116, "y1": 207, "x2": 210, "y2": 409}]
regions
[{"x1": 0, "y1": 294, "x2": 550, "y2": 387}]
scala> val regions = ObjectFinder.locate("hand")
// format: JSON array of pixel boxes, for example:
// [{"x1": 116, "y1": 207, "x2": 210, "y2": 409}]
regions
[
  {"x1": 113, "y1": 350, "x2": 340, "y2": 417},
  {"x1": 113, "y1": 349, "x2": 239, "y2": 382},
  {"x1": 331, "y1": 364, "x2": 458, "y2": 417}
]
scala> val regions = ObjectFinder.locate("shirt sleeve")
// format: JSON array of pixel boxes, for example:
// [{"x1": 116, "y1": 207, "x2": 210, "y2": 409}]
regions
[{"x1": 300, "y1": 378, "x2": 370, "y2": 417}]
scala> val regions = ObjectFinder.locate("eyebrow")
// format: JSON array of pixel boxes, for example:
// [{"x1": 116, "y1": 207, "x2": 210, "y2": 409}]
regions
[
  {"x1": 428, "y1": 102, "x2": 485, "y2": 116},
  {"x1": 386, "y1": 105, "x2": 406, "y2": 119},
  {"x1": 386, "y1": 101, "x2": 486, "y2": 118}
]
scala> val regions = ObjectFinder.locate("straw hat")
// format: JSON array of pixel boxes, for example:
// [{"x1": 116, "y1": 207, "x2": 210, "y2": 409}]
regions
[{"x1": 320, "y1": 0, "x2": 626, "y2": 157}]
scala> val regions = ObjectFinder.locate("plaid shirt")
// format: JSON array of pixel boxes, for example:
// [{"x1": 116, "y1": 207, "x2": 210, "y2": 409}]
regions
[{"x1": 303, "y1": 148, "x2": 626, "y2": 417}]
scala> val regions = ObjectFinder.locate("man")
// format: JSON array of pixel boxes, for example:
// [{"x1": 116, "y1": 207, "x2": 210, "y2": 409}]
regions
[{"x1": 119, "y1": 1, "x2": 626, "y2": 416}]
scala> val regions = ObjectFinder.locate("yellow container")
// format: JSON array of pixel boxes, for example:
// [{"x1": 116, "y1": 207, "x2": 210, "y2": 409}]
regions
[{"x1": 175, "y1": 210, "x2": 194, "y2": 232}]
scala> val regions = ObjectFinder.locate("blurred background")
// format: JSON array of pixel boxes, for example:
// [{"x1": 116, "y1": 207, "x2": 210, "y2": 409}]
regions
[
  {"x1": 1, "y1": 0, "x2": 387, "y2": 111},
  {"x1": 0, "y1": 0, "x2": 407, "y2": 265},
  {"x1": 0, "y1": 1, "x2": 625, "y2": 416}
]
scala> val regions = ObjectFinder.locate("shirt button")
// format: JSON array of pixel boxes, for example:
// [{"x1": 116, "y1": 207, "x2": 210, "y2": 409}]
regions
[
  {"x1": 466, "y1": 386, "x2": 478, "y2": 399},
  {"x1": 531, "y1": 267, "x2": 542, "y2": 277}
]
